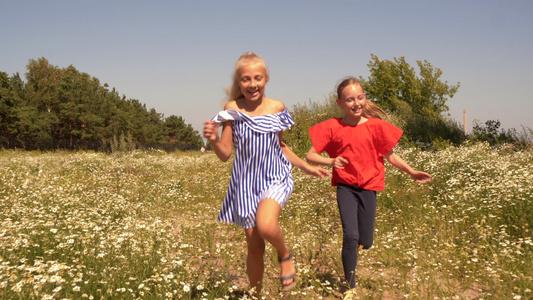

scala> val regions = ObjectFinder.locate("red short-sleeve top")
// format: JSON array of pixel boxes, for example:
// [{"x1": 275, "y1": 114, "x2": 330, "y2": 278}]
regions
[{"x1": 309, "y1": 118, "x2": 403, "y2": 191}]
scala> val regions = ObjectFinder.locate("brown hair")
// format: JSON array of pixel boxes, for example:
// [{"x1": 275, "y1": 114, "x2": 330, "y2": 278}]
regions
[
  {"x1": 336, "y1": 76, "x2": 388, "y2": 119},
  {"x1": 226, "y1": 52, "x2": 269, "y2": 101}
]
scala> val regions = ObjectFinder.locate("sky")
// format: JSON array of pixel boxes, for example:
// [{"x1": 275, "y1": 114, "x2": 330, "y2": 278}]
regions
[{"x1": 2, "y1": 0, "x2": 532, "y2": 137}]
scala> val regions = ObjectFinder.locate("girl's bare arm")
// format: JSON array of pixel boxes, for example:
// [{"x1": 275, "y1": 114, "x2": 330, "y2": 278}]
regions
[
  {"x1": 385, "y1": 150, "x2": 432, "y2": 183},
  {"x1": 279, "y1": 132, "x2": 331, "y2": 178},
  {"x1": 203, "y1": 120, "x2": 233, "y2": 161},
  {"x1": 306, "y1": 147, "x2": 348, "y2": 169}
]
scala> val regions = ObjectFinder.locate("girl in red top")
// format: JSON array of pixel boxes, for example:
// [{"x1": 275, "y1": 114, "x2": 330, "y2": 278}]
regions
[{"x1": 306, "y1": 76, "x2": 432, "y2": 293}]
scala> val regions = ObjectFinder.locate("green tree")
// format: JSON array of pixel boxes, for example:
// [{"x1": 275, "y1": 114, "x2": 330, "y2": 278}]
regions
[
  {"x1": 57, "y1": 65, "x2": 109, "y2": 150},
  {"x1": 164, "y1": 115, "x2": 187, "y2": 143},
  {"x1": 147, "y1": 108, "x2": 166, "y2": 143},
  {"x1": 471, "y1": 119, "x2": 520, "y2": 146},
  {"x1": 0, "y1": 72, "x2": 20, "y2": 147},
  {"x1": 0, "y1": 71, "x2": 53, "y2": 149},
  {"x1": 123, "y1": 99, "x2": 152, "y2": 144},
  {"x1": 24, "y1": 57, "x2": 62, "y2": 147},
  {"x1": 363, "y1": 54, "x2": 464, "y2": 145},
  {"x1": 57, "y1": 65, "x2": 83, "y2": 148},
  {"x1": 164, "y1": 115, "x2": 203, "y2": 148}
]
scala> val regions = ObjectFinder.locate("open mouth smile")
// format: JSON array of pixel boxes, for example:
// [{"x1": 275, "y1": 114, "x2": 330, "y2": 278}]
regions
[{"x1": 247, "y1": 90, "x2": 260, "y2": 97}]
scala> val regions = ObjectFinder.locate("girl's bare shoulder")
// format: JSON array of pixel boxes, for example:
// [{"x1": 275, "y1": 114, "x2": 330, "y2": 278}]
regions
[
  {"x1": 224, "y1": 100, "x2": 238, "y2": 110},
  {"x1": 265, "y1": 98, "x2": 286, "y2": 113}
]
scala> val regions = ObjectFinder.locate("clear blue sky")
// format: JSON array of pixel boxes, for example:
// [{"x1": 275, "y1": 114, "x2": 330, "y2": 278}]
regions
[{"x1": 2, "y1": 0, "x2": 532, "y2": 136}]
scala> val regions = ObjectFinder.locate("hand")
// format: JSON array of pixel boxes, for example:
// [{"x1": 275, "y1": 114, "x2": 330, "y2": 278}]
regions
[
  {"x1": 304, "y1": 165, "x2": 332, "y2": 179},
  {"x1": 332, "y1": 156, "x2": 349, "y2": 169},
  {"x1": 411, "y1": 171, "x2": 432, "y2": 184},
  {"x1": 315, "y1": 166, "x2": 332, "y2": 179},
  {"x1": 203, "y1": 120, "x2": 220, "y2": 142}
]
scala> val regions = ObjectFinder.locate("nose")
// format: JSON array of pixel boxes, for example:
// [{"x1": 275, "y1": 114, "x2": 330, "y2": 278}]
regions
[{"x1": 250, "y1": 79, "x2": 257, "y2": 87}]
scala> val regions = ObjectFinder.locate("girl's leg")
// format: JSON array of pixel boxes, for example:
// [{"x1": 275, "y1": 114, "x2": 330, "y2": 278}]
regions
[
  {"x1": 255, "y1": 198, "x2": 295, "y2": 287},
  {"x1": 244, "y1": 227, "x2": 266, "y2": 294},
  {"x1": 337, "y1": 184, "x2": 377, "y2": 289},
  {"x1": 357, "y1": 190, "x2": 377, "y2": 249},
  {"x1": 337, "y1": 184, "x2": 359, "y2": 289}
]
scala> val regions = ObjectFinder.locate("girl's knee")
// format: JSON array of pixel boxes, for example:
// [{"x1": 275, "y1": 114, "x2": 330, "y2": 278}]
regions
[
  {"x1": 256, "y1": 218, "x2": 277, "y2": 238},
  {"x1": 245, "y1": 228, "x2": 265, "y2": 255},
  {"x1": 343, "y1": 234, "x2": 359, "y2": 248}
]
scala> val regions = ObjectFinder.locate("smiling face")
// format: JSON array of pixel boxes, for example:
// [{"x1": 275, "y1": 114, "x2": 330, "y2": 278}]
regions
[
  {"x1": 238, "y1": 63, "x2": 268, "y2": 102},
  {"x1": 337, "y1": 83, "x2": 367, "y2": 123}
]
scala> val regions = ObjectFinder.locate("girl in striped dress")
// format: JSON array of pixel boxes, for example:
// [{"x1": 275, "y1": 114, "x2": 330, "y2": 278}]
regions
[{"x1": 203, "y1": 52, "x2": 330, "y2": 294}]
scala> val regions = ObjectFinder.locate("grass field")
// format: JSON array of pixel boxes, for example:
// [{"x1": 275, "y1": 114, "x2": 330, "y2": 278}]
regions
[{"x1": 1, "y1": 143, "x2": 532, "y2": 299}]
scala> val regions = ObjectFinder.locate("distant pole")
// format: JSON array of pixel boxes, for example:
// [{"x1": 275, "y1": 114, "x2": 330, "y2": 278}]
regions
[{"x1": 463, "y1": 109, "x2": 467, "y2": 135}]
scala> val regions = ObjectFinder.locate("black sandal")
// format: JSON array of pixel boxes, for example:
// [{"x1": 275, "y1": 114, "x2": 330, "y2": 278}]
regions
[{"x1": 279, "y1": 252, "x2": 296, "y2": 291}]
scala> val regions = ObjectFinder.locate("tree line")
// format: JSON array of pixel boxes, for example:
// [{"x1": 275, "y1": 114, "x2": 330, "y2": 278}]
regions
[
  {"x1": 3, "y1": 55, "x2": 529, "y2": 153},
  {"x1": 0, "y1": 57, "x2": 204, "y2": 151}
]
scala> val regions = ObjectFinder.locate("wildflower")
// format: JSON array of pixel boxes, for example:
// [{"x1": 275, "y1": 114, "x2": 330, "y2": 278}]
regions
[
  {"x1": 11, "y1": 280, "x2": 24, "y2": 292},
  {"x1": 183, "y1": 284, "x2": 190, "y2": 292}
]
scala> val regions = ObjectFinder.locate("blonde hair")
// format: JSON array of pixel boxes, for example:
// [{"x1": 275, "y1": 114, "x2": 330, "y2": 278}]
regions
[
  {"x1": 336, "y1": 76, "x2": 388, "y2": 119},
  {"x1": 226, "y1": 52, "x2": 269, "y2": 101}
]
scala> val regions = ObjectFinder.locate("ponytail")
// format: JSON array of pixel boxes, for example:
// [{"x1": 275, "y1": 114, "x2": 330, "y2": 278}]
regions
[{"x1": 363, "y1": 101, "x2": 388, "y2": 120}]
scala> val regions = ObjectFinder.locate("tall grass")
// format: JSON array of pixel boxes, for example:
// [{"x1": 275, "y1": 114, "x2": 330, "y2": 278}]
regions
[{"x1": 1, "y1": 144, "x2": 531, "y2": 299}]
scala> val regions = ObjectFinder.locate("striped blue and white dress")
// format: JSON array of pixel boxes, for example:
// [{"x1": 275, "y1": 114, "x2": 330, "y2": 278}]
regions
[{"x1": 211, "y1": 109, "x2": 295, "y2": 229}]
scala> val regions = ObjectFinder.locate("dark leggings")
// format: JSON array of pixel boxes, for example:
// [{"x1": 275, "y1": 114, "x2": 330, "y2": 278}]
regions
[{"x1": 337, "y1": 183, "x2": 377, "y2": 288}]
